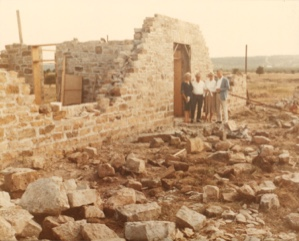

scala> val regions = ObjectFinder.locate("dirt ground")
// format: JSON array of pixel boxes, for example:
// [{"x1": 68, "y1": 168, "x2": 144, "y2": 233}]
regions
[{"x1": 38, "y1": 73, "x2": 299, "y2": 239}]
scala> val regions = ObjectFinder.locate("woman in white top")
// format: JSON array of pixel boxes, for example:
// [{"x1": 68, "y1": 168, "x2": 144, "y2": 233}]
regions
[{"x1": 204, "y1": 72, "x2": 217, "y2": 122}]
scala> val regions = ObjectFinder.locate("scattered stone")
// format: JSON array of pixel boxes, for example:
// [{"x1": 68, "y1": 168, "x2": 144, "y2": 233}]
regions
[
  {"x1": 2, "y1": 167, "x2": 39, "y2": 193},
  {"x1": 18, "y1": 218, "x2": 42, "y2": 239},
  {"x1": 20, "y1": 176, "x2": 70, "y2": 215},
  {"x1": 205, "y1": 205, "x2": 223, "y2": 217},
  {"x1": 125, "y1": 153, "x2": 146, "y2": 174},
  {"x1": 0, "y1": 216, "x2": 16, "y2": 241},
  {"x1": 170, "y1": 136, "x2": 181, "y2": 146},
  {"x1": 104, "y1": 187, "x2": 136, "y2": 215},
  {"x1": 286, "y1": 213, "x2": 299, "y2": 231},
  {"x1": 125, "y1": 179, "x2": 142, "y2": 191},
  {"x1": 110, "y1": 153, "x2": 126, "y2": 169},
  {"x1": 166, "y1": 160, "x2": 189, "y2": 171},
  {"x1": 229, "y1": 152, "x2": 246, "y2": 163},
  {"x1": 258, "y1": 180, "x2": 276, "y2": 194},
  {"x1": 233, "y1": 163, "x2": 254, "y2": 176},
  {"x1": 236, "y1": 213, "x2": 247, "y2": 223},
  {"x1": 206, "y1": 135, "x2": 220, "y2": 144},
  {"x1": 279, "y1": 152, "x2": 290, "y2": 164},
  {"x1": 31, "y1": 156, "x2": 45, "y2": 169},
  {"x1": 149, "y1": 137, "x2": 164, "y2": 148},
  {"x1": 82, "y1": 205, "x2": 105, "y2": 219},
  {"x1": 81, "y1": 223, "x2": 119, "y2": 241},
  {"x1": 252, "y1": 136, "x2": 271, "y2": 145},
  {"x1": 160, "y1": 165, "x2": 176, "y2": 179},
  {"x1": 52, "y1": 220, "x2": 87, "y2": 241},
  {"x1": 222, "y1": 188, "x2": 238, "y2": 202},
  {"x1": 238, "y1": 184, "x2": 256, "y2": 200},
  {"x1": 98, "y1": 163, "x2": 115, "y2": 178},
  {"x1": 259, "y1": 193, "x2": 280, "y2": 211},
  {"x1": 67, "y1": 189, "x2": 97, "y2": 208},
  {"x1": 278, "y1": 173, "x2": 299, "y2": 186},
  {"x1": 63, "y1": 179, "x2": 77, "y2": 191},
  {"x1": 124, "y1": 221, "x2": 175, "y2": 241},
  {"x1": 137, "y1": 133, "x2": 171, "y2": 143},
  {"x1": 222, "y1": 209, "x2": 236, "y2": 220},
  {"x1": 42, "y1": 215, "x2": 75, "y2": 240},
  {"x1": 203, "y1": 185, "x2": 220, "y2": 201},
  {"x1": 226, "y1": 120, "x2": 238, "y2": 131},
  {"x1": 215, "y1": 140, "x2": 232, "y2": 151},
  {"x1": 84, "y1": 146, "x2": 98, "y2": 158},
  {"x1": 176, "y1": 205, "x2": 206, "y2": 231},
  {"x1": 206, "y1": 151, "x2": 230, "y2": 162},
  {"x1": 259, "y1": 145, "x2": 274, "y2": 157},
  {"x1": 0, "y1": 206, "x2": 36, "y2": 237},
  {"x1": 0, "y1": 191, "x2": 14, "y2": 208},
  {"x1": 116, "y1": 202, "x2": 161, "y2": 222},
  {"x1": 186, "y1": 137, "x2": 204, "y2": 154},
  {"x1": 68, "y1": 152, "x2": 89, "y2": 166},
  {"x1": 141, "y1": 178, "x2": 161, "y2": 188}
]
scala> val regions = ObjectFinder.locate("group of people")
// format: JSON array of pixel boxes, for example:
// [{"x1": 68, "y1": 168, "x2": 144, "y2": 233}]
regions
[{"x1": 181, "y1": 69, "x2": 230, "y2": 124}]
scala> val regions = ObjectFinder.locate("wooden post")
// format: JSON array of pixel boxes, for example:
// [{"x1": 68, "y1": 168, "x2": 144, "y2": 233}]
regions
[
  {"x1": 60, "y1": 56, "x2": 66, "y2": 105},
  {"x1": 16, "y1": 10, "x2": 23, "y2": 44},
  {"x1": 32, "y1": 46, "x2": 42, "y2": 104},
  {"x1": 245, "y1": 44, "x2": 248, "y2": 75}
]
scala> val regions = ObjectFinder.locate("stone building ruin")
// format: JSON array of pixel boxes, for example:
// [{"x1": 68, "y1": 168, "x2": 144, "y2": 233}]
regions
[{"x1": 0, "y1": 14, "x2": 246, "y2": 168}]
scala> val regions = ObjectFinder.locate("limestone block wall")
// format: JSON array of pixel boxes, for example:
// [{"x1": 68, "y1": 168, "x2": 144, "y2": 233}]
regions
[
  {"x1": 55, "y1": 40, "x2": 134, "y2": 103},
  {"x1": 0, "y1": 69, "x2": 173, "y2": 169},
  {"x1": 1, "y1": 44, "x2": 43, "y2": 94}
]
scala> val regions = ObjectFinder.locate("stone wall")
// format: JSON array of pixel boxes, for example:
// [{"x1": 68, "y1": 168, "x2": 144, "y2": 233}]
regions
[
  {"x1": 0, "y1": 44, "x2": 43, "y2": 94},
  {"x1": 55, "y1": 39, "x2": 134, "y2": 103},
  {"x1": 0, "y1": 69, "x2": 173, "y2": 169}
]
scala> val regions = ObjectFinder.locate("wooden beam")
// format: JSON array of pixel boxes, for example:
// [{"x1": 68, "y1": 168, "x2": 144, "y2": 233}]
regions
[
  {"x1": 60, "y1": 56, "x2": 66, "y2": 105},
  {"x1": 173, "y1": 43, "x2": 179, "y2": 55},
  {"x1": 16, "y1": 10, "x2": 23, "y2": 44},
  {"x1": 31, "y1": 43, "x2": 58, "y2": 47},
  {"x1": 32, "y1": 46, "x2": 42, "y2": 104}
]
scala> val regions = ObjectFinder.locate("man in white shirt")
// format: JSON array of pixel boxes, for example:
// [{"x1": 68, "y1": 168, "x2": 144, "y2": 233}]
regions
[{"x1": 191, "y1": 72, "x2": 206, "y2": 123}]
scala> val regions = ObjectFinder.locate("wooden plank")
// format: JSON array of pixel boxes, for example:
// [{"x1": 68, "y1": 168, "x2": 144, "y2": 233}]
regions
[
  {"x1": 63, "y1": 74, "x2": 82, "y2": 105},
  {"x1": 174, "y1": 49, "x2": 183, "y2": 117},
  {"x1": 31, "y1": 43, "x2": 58, "y2": 47},
  {"x1": 60, "y1": 56, "x2": 66, "y2": 105},
  {"x1": 31, "y1": 46, "x2": 42, "y2": 104}
]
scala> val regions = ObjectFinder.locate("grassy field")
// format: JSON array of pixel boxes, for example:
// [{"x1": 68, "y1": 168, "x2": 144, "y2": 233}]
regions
[{"x1": 247, "y1": 72, "x2": 299, "y2": 104}]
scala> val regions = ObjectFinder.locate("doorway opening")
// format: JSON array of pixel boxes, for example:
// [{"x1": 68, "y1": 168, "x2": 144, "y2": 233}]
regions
[{"x1": 173, "y1": 43, "x2": 191, "y2": 117}]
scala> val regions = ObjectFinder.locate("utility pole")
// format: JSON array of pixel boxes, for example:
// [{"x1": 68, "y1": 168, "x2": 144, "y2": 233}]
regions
[
  {"x1": 245, "y1": 44, "x2": 248, "y2": 75},
  {"x1": 16, "y1": 10, "x2": 23, "y2": 44}
]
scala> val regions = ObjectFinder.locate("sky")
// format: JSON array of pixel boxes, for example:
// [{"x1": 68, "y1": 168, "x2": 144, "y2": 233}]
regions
[{"x1": 0, "y1": 0, "x2": 298, "y2": 58}]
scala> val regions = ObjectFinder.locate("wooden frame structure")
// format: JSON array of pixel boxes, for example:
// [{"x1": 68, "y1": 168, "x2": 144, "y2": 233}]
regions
[{"x1": 31, "y1": 43, "x2": 57, "y2": 104}]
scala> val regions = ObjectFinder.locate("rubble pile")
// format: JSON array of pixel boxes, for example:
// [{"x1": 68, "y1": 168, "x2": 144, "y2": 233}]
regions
[{"x1": 1, "y1": 106, "x2": 299, "y2": 241}]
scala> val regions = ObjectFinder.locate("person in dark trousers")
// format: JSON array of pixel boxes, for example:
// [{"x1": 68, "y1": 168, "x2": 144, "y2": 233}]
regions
[
  {"x1": 191, "y1": 72, "x2": 205, "y2": 123},
  {"x1": 180, "y1": 72, "x2": 193, "y2": 123}
]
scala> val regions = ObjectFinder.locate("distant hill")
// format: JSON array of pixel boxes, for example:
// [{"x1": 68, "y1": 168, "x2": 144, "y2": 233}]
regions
[{"x1": 211, "y1": 55, "x2": 299, "y2": 72}]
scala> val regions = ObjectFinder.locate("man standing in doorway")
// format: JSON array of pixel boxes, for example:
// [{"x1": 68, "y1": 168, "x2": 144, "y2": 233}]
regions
[
  {"x1": 215, "y1": 69, "x2": 230, "y2": 123},
  {"x1": 191, "y1": 72, "x2": 205, "y2": 123}
]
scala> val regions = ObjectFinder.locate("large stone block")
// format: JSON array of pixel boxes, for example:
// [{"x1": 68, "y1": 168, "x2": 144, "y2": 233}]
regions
[
  {"x1": 104, "y1": 187, "x2": 136, "y2": 215},
  {"x1": 186, "y1": 137, "x2": 204, "y2": 154},
  {"x1": 125, "y1": 153, "x2": 146, "y2": 174},
  {"x1": 176, "y1": 205, "x2": 206, "y2": 231},
  {"x1": 116, "y1": 202, "x2": 161, "y2": 222},
  {"x1": 52, "y1": 220, "x2": 86, "y2": 241},
  {"x1": 20, "y1": 176, "x2": 70, "y2": 215},
  {"x1": 2, "y1": 167, "x2": 39, "y2": 193},
  {"x1": 259, "y1": 193, "x2": 280, "y2": 211},
  {"x1": 81, "y1": 223, "x2": 119, "y2": 241},
  {"x1": 67, "y1": 189, "x2": 97, "y2": 208},
  {"x1": 0, "y1": 191, "x2": 14, "y2": 208},
  {"x1": 125, "y1": 221, "x2": 175, "y2": 241},
  {"x1": 0, "y1": 216, "x2": 16, "y2": 241}
]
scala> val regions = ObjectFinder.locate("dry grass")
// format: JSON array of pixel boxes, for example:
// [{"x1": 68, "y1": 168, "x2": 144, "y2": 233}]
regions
[{"x1": 247, "y1": 72, "x2": 299, "y2": 103}]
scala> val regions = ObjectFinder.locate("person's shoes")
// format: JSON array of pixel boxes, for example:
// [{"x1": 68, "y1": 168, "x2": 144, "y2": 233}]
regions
[
  {"x1": 190, "y1": 120, "x2": 194, "y2": 123},
  {"x1": 196, "y1": 119, "x2": 201, "y2": 123},
  {"x1": 216, "y1": 121, "x2": 222, "y2": 124}
]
